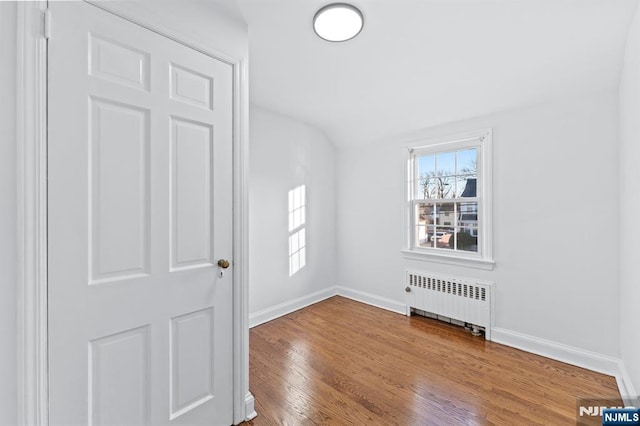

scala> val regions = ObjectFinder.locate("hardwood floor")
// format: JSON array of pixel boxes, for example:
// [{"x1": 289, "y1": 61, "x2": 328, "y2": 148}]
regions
[{"x1": 247, "y1": 296, "x2": 620, "y2": 425}]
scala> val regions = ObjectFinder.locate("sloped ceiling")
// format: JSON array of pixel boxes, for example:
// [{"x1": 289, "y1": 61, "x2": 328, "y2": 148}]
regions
[{"x1": 238, "y1": 0, "x2": 638, "y2": 146}]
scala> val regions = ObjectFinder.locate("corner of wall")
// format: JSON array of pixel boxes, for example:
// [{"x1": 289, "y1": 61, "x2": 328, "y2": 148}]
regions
[
  {"x1": 247, "y1": 105, "x2": 339, "y2": 319},
  {"x1": 618, "y1": 0, "x2": 640, "y2": 402}
]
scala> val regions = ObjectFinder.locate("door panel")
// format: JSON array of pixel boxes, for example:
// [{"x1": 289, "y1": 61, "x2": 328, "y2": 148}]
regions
[
  {"x1": 48, "y1": 3, "x2": 234, "y2": 425},
  {"x1": 169, "y1": 64, "x2": 213, "y2": 110},
  {"x1": 89, "y1": 34, "x2": 151, "y2": 91},
  {"x1": 89, "y1": 326, "x2": 151, "y2": 426},
  {"x1": 170, "y1": 117, "x2": 214, "y2": 270},
  {"x1": 170, "y1": 307, "x2": 215, "y2": 419},
  {"x1": 90, "y1": 98, "x2": 150, "y2": 284}
]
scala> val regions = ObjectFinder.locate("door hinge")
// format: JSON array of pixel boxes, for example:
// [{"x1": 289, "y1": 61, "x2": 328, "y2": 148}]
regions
[{"x1": 44, "y1": 9, "x2": 51, "y2": 40}]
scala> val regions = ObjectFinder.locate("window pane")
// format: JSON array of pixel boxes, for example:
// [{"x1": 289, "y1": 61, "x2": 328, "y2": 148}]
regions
[
  {"x1": 434, "y1": 228, "x2": 454, "y2": 250},
  {"x1": 437, "y1": 175, "x2": 455, "y2": 199},
  {"x1": 416, "y1": 225, "x2": 430, "y2": 248},
  {"x1": 457, "y1": 148, "x2": 477, "y2": 174},
  {"x1": 435, "y1": 203, "x2": 454, "y2": 249},
  {"x1": 423, "y1": 175, "x2": 455, "y2": 199},
  {"x1": 417, "y1": 155, "x2": 435, "y2": 178},
  {"x1": 456, "y1": 175, "x2": 477, "y2": 198},
  {"x1": 454, "y1": 229, "x2": 478, "y2": 252},
  {"x1": 420, "y1": 176, "x2": 437, "y2": 199},
  {"x1": 416, "y1": 203, "x2": 436, "y2": 248},
  {"x1": 458, "y1": 201, "x2": 478, "y2": 224},
  {"x1": 436, "y1": 151, "x2": 455, "y2": 176},
  {"x1": 436, "y1": 203, "x2": 455, "y2": 226},
  {"x1": 417, "y1": 155, "x2": 435, "y2": 199},
  {"x1": 416, "y1": 176, "x2": 428, "y2": 199},
  {"x1": 416, "y1": 202, "x2": 433, "y2": 224},
  {"x1": 416, "y1": 203, "x2": 430, "y2": 230}
]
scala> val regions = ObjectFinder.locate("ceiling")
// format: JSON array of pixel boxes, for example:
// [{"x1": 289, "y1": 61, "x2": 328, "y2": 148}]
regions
[{"x1": 237, "y1": 0, "x2": 638, "y2": 147}]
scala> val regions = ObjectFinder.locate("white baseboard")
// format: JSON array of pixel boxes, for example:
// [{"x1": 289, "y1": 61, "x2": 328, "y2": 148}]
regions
[
  {"x1": 249, "y1": 286, "x2": 406, "y2": 328},
  {"x1": 616, "y1": 362, "x2": 639, "y2": 406},
  {"x1": 249, "y1": 287, "x2": 338, "y2": 328},
  {"x1": 335, "y1": 286, "x2": 406, "y2": 315},
  {"x1": 491, "y1": 327, "x2": 621, "y2": 377},
  {"x1": 492, "y1": 328, "x2": 640, "y2": 404},
  {"x1": 244, "y1": 391, "x2": 257, "y2": 422}
]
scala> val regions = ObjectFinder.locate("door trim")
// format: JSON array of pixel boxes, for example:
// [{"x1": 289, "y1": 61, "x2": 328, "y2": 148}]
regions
[
  {"x1": 16, "y1": 2, "x2": 49, "y2": 425},
  {"x1": 17, "y1": 2, "x2": 255, "y2": 424}
]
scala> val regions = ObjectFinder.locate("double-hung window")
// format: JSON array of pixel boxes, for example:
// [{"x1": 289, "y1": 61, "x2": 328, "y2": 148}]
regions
[{"x1": 404, "y1": 129, "x2": 493, "y2": 269}]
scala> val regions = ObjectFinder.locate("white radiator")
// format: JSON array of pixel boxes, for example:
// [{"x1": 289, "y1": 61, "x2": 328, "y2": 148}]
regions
[{"x1": 405, "y1": 270, "x2": 493, "y2": 339}]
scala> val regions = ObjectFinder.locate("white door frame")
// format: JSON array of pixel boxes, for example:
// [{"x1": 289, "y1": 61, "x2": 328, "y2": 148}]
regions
[{"x1": 16, "y1": 2, "x2": 255, "y2": 424}]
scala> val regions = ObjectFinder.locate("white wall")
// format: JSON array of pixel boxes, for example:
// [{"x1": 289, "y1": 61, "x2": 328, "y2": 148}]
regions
[
  {"x1": 619, "y1": 1, "x2": 640, "y2": 398},
  {"x1": 249, "y1": 105, "x2": 336, "y2": 317},
  {"x1": 336, "y1": 90, "x2": 621, "y2": 357},
  {"x1": 0, "y1": 3, "x2": 18, "y2": 424}
]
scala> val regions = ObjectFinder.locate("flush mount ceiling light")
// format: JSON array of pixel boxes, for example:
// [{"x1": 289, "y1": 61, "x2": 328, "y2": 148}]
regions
[{"x1": 313, "y1": 3, "x2": 364, "y2": 42}]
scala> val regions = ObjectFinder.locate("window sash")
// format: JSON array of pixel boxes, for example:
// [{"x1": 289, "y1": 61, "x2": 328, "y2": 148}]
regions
[
  {"x1": 409, "y1": 143, "x2": 483, "y2": 255},
  {"x1": 410, "y1": 199, "x2": 482, "y2": 253}
]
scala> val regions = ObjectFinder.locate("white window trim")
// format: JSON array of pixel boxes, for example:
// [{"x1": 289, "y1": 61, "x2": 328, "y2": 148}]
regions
[{"x1": 402, "y1": 128, "x2": 494, "y2": 270}]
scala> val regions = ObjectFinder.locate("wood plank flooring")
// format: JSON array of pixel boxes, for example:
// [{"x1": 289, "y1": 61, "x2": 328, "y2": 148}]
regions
[{"x1": 247, "y1": 296, "x2": 620, "y2": 425}]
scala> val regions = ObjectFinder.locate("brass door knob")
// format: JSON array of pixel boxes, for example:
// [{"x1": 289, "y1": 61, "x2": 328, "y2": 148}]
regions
[{"x1": 217, "y1": 259, "x2": 230, "y2": 269}]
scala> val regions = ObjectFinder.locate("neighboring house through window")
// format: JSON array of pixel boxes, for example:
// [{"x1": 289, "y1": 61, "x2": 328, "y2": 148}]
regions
[{"x1": 403, "y1": 129, "x2": 494, "y2": 269}]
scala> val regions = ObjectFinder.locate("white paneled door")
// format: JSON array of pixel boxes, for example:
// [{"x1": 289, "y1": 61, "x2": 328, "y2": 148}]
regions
[{"x1": 48, "y1": 3, "x2": 234, "y2": 425}]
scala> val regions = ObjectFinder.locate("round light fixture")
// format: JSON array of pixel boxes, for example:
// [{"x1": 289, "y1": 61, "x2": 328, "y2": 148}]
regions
[{"x1": 313, "y1": 3, "x2": 364, "y2": 42}]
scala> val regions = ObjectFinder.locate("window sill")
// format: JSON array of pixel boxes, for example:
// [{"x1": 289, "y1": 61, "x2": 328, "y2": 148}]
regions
[{"x1": 400, "y1": 249, "x2": 495, "y2": 271}]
